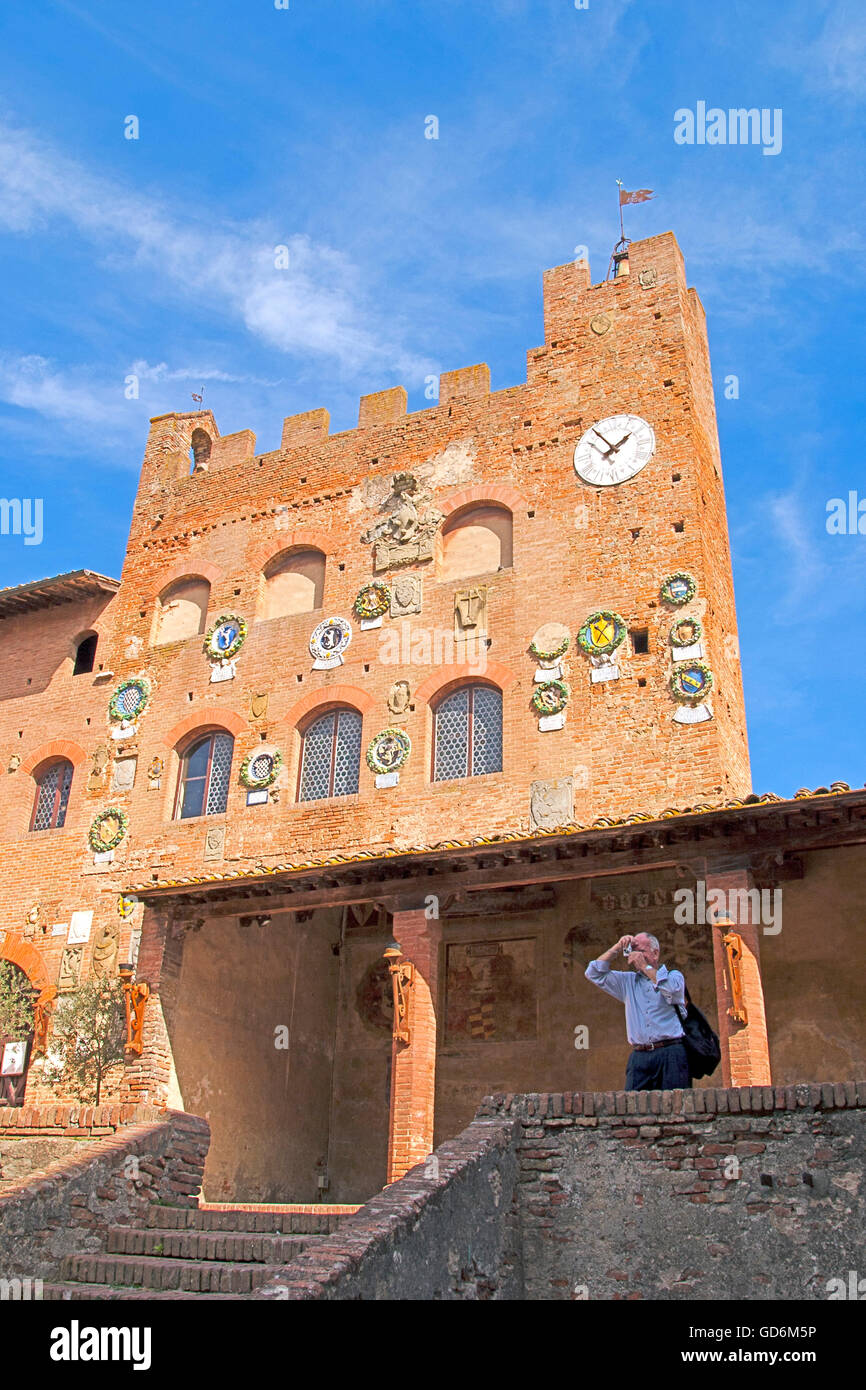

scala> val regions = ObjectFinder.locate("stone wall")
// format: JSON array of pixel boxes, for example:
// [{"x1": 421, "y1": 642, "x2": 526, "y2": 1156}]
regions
[
  {"x1": 0, "y1": 1106, "x2": 209, "y2": 1280},
  {"x1": 485, "y1": 1083, "x2": 866, "y2": 1301},
  {"x1": 262, "y1": 1083, "x2": 866, "y2": 1300},
  {"x1": 256, "y1": 1115, "x2": 522, "y2": 1300}
]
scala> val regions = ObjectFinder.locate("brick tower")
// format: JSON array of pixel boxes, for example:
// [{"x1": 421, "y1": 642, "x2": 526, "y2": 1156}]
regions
[{"x1": 0, "y1": 231, "x2": 760, "y2": 1201}]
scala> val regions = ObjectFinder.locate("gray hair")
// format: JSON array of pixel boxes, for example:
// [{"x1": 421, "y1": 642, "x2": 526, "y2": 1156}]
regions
[{"x1": 639, "y1": 933, "x2": 659, "y2": 952}]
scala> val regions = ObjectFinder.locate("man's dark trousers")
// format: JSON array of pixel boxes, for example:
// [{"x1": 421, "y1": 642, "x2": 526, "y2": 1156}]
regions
[{"x1": 626, "y1": 1041, "x2": 691, "y2": 1091}]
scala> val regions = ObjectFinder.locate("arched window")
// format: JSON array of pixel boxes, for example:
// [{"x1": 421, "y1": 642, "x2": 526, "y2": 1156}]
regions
[
  {"x1": 298, "y1": 707, "x2": 362, "y2": 802},
  {"x1": 155, "y1": 577, "x2": 210, "y2": 645},
  {"x1": 30, "y1": 759, "x2": 74, "y2": 831},
  {"x1": 261, "y1": 549, "x2": 325, "y2": 621},
  {"x1": 73, "y1": 633, "x2": 98, "y2": 675},
  {"x1": 440, "y1": 504, "x2": 513, "y2": 581},
  {"x1": 190, "y1": 429, "x2": 212, "y2": 473},
  {"x1": 432, "y1": 685, "x2": 502, "y2": 782},
  {"x1": 174, "y1": 732, "x2": 234, "y2": 819}
]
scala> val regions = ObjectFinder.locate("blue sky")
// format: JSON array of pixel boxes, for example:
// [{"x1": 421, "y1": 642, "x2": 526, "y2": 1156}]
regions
[{"x1": 0, "y1": 0, "x2": 864, "y2": 796}]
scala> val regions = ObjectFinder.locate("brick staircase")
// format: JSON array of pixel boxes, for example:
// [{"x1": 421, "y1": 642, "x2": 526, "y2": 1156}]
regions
[{"x1": 42, "y1": 1203, "x2": 358, "y2": 1300}]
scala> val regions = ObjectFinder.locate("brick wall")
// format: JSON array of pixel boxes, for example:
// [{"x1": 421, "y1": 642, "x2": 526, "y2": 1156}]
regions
[
  {"x1": 1, "y1": 1103, "x2": 158, "y2": 1190},
  {"x1": 0, "y1": 233, "x2": 752, "y2": 1116},
  {"x1": 261, "y1": 1083, "x2": 866, "y2": 1300},
  {"x1": 0, "y1": 1106, "x2": 209, "y2": 1280}
]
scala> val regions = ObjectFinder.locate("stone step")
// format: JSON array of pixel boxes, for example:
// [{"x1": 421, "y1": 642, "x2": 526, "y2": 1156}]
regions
[
  {"x1": 106, "y1": 1227, "x2": 316, "y2": 1262},
  {"x1": 61, "y1": 1253, "x2": 287, "y2": 1295},
  {"x1": 146, "y1": 1206, "x2": 348, "y2": 1234},
  {"x1": 42, "y1": 1283, "x2": 242, "y2": 1301}
]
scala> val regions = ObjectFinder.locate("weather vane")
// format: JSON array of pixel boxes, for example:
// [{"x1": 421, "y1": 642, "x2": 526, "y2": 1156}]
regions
[
  {"x1": 608, "y1": 180, "x2": 655, "y2": 279},
  {"x1": 191, "y1": 385, "x2": 205, "y2": 408}
]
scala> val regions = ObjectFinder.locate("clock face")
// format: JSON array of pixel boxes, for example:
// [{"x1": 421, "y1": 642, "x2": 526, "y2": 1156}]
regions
[{"x1": 573, "y1": 413, "x2": 655, "y2": 487}]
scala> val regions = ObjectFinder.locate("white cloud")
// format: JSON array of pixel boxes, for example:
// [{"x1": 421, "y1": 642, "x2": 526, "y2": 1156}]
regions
[
  {"x1": 771, "y1": 1, "x2": 866, "y2": 100},
  {"x1": 128, "y1": 360, "x2": 281, "y2": 388},
  {"x1": 0, "y1": 119, "x2": 431, "y2": 382},
  {"x1": 0, "y1": 354, "x2": 126, "y2": 427}
]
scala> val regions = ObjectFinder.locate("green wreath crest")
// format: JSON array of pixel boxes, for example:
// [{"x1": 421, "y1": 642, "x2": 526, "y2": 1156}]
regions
[
  {"x1": 670, "y1": 616, "x2": 703, "y2": 648},
  {"x1": 353, "y1": 582, "x2": 391, "y2": 621},
  {"x1": 239, "y1": 748, "x2": 283, "y2": 789},
  {"x1": 577, "y1": 611, "x2": 626, "y2": 657},
  {"x1": 670, "y1": 661, "x2": 714, "y2": 705},
  {"x1": 366, "y1": 728, "x2": 411, "y2": 775},
  {"x1": 204, "y1": 614, "x2": 248, "y2": 661},
  {"x1": 529, "y1": 633, "x2": 570, "y2": 663},
  {"x1": 108, "y1": 677, "x2": 151, "y2": 723},
  {"x1": 531, "y1": 679, "x2": 571, "y2": 715},
  {"x1": 88, "y1": 807, "x2": 129, "y2": 853},
  {"x1": 660, "y1": 571, "x2": 697, "y2": 606}
]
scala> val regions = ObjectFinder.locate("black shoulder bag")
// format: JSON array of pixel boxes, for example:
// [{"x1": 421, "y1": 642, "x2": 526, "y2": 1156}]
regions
[{"x1": 677, "y1": 984, "x2": 721, "y2": 1079}]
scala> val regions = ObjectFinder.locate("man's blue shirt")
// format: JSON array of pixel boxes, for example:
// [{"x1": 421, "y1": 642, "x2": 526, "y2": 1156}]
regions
[{"x1": 585, "y1": 959, "x2": 686, "y2": 1045}]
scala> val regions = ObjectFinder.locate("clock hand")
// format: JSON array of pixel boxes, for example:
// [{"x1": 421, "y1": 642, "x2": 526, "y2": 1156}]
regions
[
  {"x1": 607, "y1": 430, "x2": 633, "y2": 455},
  {"x1": 592, "y1": 428, "x2": 617, "y2": 451}
]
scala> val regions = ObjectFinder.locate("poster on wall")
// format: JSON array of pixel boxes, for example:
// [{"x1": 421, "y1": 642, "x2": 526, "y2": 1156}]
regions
[
  {"x1": 444, "y1": 938, "x2": 537, "y2": 1043},
  {"x1": 1, "y1": 1040, "x2": 28, "y2": 1076}
]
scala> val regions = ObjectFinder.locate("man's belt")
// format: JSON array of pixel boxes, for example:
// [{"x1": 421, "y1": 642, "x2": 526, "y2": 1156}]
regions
[{"x1": 630, "y1": 1036, "x2": 684, "y2": 1052}]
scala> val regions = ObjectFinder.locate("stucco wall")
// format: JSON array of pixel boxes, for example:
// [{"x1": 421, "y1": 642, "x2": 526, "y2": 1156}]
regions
[{"x1": 761, "y1": 846, "x2": 866, "y2": 1084}]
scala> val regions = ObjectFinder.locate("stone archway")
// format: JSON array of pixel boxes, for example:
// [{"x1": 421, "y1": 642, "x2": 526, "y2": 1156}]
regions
[
  {"x1": 0, "y1": 938, "x2": 45, "y2": 1106},
  {"x1": 0, "y1": 935, "x2": 50, "y2": 992}
]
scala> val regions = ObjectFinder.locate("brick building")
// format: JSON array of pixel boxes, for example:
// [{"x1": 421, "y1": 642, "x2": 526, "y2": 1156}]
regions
[{"x1": 1, "y1": 231, "x2": 864, "y2": 1204}]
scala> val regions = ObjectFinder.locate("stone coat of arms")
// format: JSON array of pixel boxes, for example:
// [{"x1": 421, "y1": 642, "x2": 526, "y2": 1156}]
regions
[{"x1": 361, "y1": 474, "x2": 443, "y2": 571}]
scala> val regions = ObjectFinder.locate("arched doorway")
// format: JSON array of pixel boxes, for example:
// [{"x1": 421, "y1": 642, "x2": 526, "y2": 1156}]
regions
[
  {"x1": 0, "y1": 959, "x2": 35, "y2": 1105},
  {"x1": 0, "y1": 937, "x2": 48, "y2": 1107}
]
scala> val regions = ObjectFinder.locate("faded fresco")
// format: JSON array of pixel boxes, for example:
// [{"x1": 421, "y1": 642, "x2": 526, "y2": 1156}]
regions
[{"x1": 444, "y1": 938, "x2": 536, "y2": 1043}]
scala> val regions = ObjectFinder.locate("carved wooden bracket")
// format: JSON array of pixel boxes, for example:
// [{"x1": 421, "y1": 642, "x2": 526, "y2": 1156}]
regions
[
  {"x1": 120, "y1": 967, "x2": 150, "y2": 1054},
  {"x1": 32, "y1": 985, "x2": 57, "y2": 1056},
  {"x1": 388, "y1": 959, "x2": 415, "y2": 1045},
  {"x1": 723, "y1": 931, "x2": 748, "y2": 1025}
]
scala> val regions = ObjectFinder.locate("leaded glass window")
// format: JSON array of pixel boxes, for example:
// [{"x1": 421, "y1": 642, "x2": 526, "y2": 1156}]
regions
[
  {"x1": 298, "y1": 708, "x2": 362, "y2": 802},
  {"x1": 433, "y1": 685, "x2": 502, "y2": 782},
  {"x1": 30, "y1": 760, "x2": 73, "y2": 831},
  {"x1": 175, "y1": 732, "x2": 234, "y2": 819}
]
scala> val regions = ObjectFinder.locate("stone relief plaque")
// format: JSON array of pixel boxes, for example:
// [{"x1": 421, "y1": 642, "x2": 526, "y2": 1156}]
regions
[
  {"x1": 387, "y1": 679, "x2": 411, "y2": 718},
  {"x1": 92, "y1": 919, "x2": 120, "y2": 978},
  {"x1": 203, "y1": 825, "x2": 226, "y2": 861},
  {"x1": 530, "y1": 777, "x2": 574, "y2": 831},
  {"x1": 454, "y1": 585, "x2": 488, "y2": 637},
  {"x1": 389, "y1": 574, "x2": 422, "y2": 618},
  {"x1": 112, "y1": 756, "x2": 137, "y2": 793},
  {"x1": 361, "y1": 473, "x2": 443, "y2": 571},
  {"x1": 58, "y1": 946, "x2": 84, "y2": 992},
  {"x1": 250, "y1": 692, "x2": 269, "y2": 721},
  {"x1": 87, "y1": 745, "x2": 110, "y2": 791}
]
